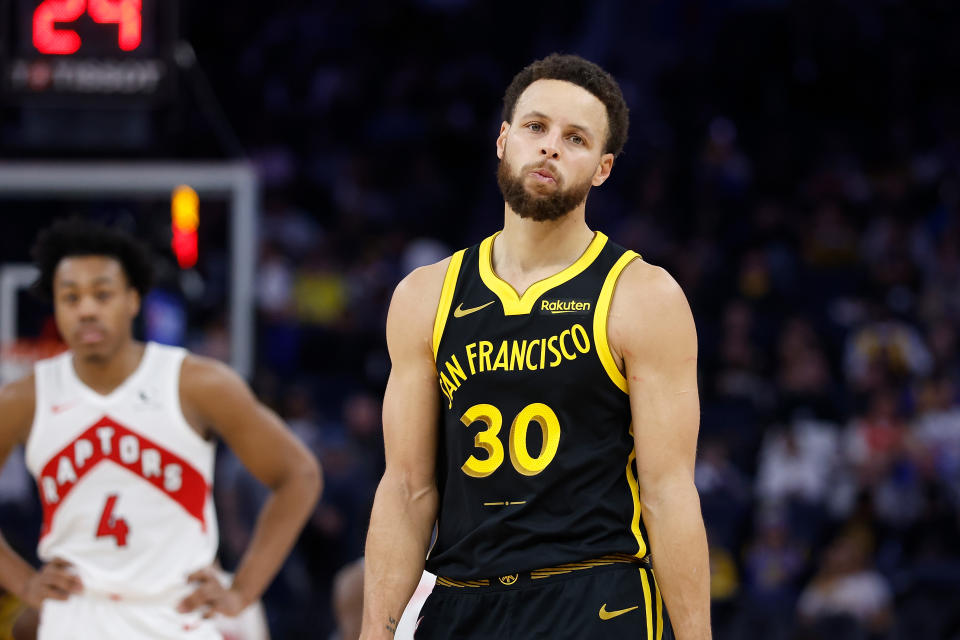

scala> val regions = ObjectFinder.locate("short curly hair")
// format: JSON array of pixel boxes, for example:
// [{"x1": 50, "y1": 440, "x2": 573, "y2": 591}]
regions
[
  {"x1": 502, "y1": 53, "x2": 629, "y2": 157},
  {"x1": 31, "y1": 218, "x2": 154, "y2": 300}
]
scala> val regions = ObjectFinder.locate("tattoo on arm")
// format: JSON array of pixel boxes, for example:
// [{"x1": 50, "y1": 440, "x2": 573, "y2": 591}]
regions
[{"x1": 385, "y1": 616, "x2": 399, "y2": 634}]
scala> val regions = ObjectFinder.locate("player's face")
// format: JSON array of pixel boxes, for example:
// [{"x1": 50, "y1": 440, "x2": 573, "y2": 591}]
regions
[
  {"x1": 496, "y1": 79, "x2": 614, "y2": 221},
  {"x1": 52, "y1": 256, "x2": 140, "y2": 362}
]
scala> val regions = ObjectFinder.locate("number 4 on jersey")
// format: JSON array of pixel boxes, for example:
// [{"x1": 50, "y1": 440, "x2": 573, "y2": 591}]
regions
[{"x1": 96, "y1": 494, "x2": 130, "y2": 547}]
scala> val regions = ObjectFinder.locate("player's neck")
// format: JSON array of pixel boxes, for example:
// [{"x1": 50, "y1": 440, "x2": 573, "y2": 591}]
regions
[
  {"x1": 72, "y1": 340, "x2": 146, "y2": 396},
  {"x1": 496, "y1": 205, "x2": 594, "y2": 278}
]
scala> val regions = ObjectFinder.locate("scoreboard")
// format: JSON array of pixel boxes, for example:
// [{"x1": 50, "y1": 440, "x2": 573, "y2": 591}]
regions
[{"x1": 1, "y1": 0, "x2": 177, "y2": 102}]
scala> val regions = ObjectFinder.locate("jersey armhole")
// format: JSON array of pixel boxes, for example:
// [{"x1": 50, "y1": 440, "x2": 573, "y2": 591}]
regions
[
  {"x1": 169, "y1": 347, "x2": 216, "y2": 448},
  {"x1": 593, "y1": 251, "x2": 641, "y2": 394},
  {"x1": 23, "y1": 364, "x2": 45, "y2": 471},
  {"x1": 432, "y1": 250, "x2": 466, "y2": 361}
]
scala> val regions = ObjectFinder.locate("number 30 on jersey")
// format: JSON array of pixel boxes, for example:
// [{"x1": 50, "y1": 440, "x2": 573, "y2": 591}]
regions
[{"x1": 460, "y1": 403, "x2": 560, "y2": 478}]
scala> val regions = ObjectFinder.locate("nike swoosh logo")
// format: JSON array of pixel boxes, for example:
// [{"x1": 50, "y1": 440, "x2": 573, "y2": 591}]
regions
[
  {"x1": 51, "y1": 401, "x2": 79, "y2": 414},
  {"x1": 599, "y1": 604, "x2": 639, "y2": 620},
  {"x1": 453, "y1": 301, "x2": 495, "y2": 318}
]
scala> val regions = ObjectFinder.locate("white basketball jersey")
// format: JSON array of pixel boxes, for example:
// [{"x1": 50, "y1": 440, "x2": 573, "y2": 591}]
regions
[{"x1": 25, "y1": 342, "x2": 218, "y2": 602}]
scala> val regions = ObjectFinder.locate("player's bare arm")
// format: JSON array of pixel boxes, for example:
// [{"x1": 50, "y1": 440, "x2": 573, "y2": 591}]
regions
[
  {"x1": 608, "y1": 261, "x2": 711, "y2": 640},
  {"x1": 0, "y1": 376, "x2": 83, "y2": 609},
  {"x1": 360, "y1": 259, "x2": 447, "y2": 640},
  {"x1": 175, "y1": 356, "x2": 322, "y2": 618}
]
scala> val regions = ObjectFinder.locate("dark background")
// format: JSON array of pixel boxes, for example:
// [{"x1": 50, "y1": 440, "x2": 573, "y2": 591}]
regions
[{"x1": 2, "y1": 1, "x2": 960, "y2": 638}]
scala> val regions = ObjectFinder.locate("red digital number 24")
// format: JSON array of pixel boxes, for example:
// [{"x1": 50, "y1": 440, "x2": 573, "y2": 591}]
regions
[
  {"x1": 95, "y1": 494, "x2": 130, "y2": 547},
  {"x1": 33, "y1": 0, "x2": 143, "y2": 55}
]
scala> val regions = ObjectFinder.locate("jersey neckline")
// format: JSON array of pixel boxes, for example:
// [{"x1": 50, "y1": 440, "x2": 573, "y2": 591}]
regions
[
  {"x1": 478, "y1": 230, "x2": 608, "y2": 316},
  {"x1": 66, "y1": 341, "x2": 156, "y2": 405}
]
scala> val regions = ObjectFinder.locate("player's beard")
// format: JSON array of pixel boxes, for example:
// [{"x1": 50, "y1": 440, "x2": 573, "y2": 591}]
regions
[{"x1": 497, "y1": 156, "x2": 593, "y2": 222}]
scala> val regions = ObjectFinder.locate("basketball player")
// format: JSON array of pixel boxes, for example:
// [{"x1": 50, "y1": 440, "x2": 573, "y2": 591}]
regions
[
  {"x1": 0, "y1": 220, "x2": 322, "y2": 639},
  {"x1": 360, "y1": 55, "x2": 710, "y2": 639}
]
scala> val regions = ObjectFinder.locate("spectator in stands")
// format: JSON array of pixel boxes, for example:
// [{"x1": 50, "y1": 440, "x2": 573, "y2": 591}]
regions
[
  {"x1": 736, "y1": 510, "x2": 808, "y2": 640},
  {"x1": 844, "y1": 387, "x2": 909, "y2": 489},
  {"x1": 797, "y1": 532, "x2": 893, "y2": 639}
]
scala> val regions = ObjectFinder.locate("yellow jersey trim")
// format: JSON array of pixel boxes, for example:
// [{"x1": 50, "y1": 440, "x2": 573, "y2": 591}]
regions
[
  {"x1": 436, "y1": 553, "x2": 646, "y2": 587},
  {"x1": 639, "y1": 568, "x2": 654, "y2": 640},
  {"x1": 432, "y1": 249, "x2": 466, "y2": 361},
  {"x1": 478, "y1": 231, "x2": 608, "y2": 316},
  {"x1": 435, "y1": 576, "x2": 491, "y2": 588},
  {"x1": 594, "y1": 250, "x2": 640, "y2": 394},
  {"x1": 626, "y1": 424, "x2": 648, "y2": 559},
  {"x1": 528, "y1": 552, "x2": 641, "y2": 579}
]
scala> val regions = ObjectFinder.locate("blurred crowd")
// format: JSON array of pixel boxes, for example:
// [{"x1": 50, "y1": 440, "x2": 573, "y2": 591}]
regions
[{"x1": 3, "y1": 0, "x2": 960, "y2": 638}]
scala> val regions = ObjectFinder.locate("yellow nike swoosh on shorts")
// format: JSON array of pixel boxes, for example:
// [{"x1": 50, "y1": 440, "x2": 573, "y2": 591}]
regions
[
  {"x1": 598, "y1": 603, "x2": 639, "y2": 620},
  {"x1": 453, "y1": 301, "x2": 495, "y2": 318}
]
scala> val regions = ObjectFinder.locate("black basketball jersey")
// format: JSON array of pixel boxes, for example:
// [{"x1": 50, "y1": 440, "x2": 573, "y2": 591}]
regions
[{"x1": 427, "y1": 230, "x2": 650, "y2": 579}]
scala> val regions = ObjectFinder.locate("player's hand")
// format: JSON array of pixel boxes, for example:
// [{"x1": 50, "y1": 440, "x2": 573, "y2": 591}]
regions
[
  {"x1": 20, "y1": 558, "x2": 83, "y2": 609},
  {"x1": 177, "y1": 567, "x2": 247, "y2": 618}
]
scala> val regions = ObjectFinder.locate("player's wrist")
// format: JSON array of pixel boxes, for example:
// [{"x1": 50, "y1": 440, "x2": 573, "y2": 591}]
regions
[
  {"x1": 359, "y1": 625, "x2": 397, "y2": 640},
  {"x1": 17, "y1": 569, "x2": 39, "y2": 605},
  {"x1": 226, "y1": 580, "x2": 257, "y2": 611},
  {"x1": 358, "y1": 608, "x2": 401, "y2": 639}
]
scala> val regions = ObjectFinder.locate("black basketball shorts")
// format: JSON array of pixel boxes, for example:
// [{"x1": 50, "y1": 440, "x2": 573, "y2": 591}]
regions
[{"x1": 415, "y1": 558, "x2": 672, "y2": 640}]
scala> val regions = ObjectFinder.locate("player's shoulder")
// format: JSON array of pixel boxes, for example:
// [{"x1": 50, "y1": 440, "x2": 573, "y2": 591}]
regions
[
  {"x1": 0, "y1": 372, "x2": 37, "y2": 442},
  {"x1": 179, "y1": 352, "x2": 244, "y2": 393},
  {"x1": 393, "y1": 255, "x2": 453, "y2": 305},
  {"x1": 609, "y1": 258, "x2": 696, "y2": 351},
  {"x1": 0, "y1": 372, "x2": 36, "y2": 408},
  {"x1": 387, "y1": 255, "x2": 456, "y2": 352},
  {"x1": 177, "y1": 353, "x2": 255, "y2": 431},
  {"x1": 614, "y1": 257, "x2": 689, "y2": 316},
  {"x1": 389, "y1": 255, "x2": 454, "y2": 323}
]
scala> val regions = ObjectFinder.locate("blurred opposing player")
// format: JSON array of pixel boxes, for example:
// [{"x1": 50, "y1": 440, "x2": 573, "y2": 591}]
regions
[
  {"x1": 0, "y1": 220, "x2": 321, "y2": 639},
  {"x1": 361, "y1": 55, "x2": 709, "y2": 639}
]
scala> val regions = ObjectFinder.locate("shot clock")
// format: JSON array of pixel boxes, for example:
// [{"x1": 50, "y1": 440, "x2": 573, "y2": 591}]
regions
[{"x1": 2, "y1": 0, "x2": 177, "y2": 102}]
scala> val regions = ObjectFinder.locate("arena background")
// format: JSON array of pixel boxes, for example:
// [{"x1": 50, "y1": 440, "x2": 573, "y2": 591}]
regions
[{"x1": 2, "y1": 1, "x2": 960, "y2": 638}]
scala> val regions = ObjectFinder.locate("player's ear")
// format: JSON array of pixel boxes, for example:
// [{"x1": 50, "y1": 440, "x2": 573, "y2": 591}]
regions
[
  {"x1": 496, "y1": 122, "x2": 510, "y2": 160},
  {"x1": 127, "y1": 288, "x2": 141, "y2": 318},
  {"x1": 592, "y1": 153, "x2": 614, "y2": 186}
]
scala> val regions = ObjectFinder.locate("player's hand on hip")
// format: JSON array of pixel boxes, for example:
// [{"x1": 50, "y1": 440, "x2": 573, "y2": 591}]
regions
[
  {"x1": 21, "y1": 557, "x2": 83, "y2": 609},
  {"x1": 177, "y1": 567, "x2": 246, "y2": 618}
]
